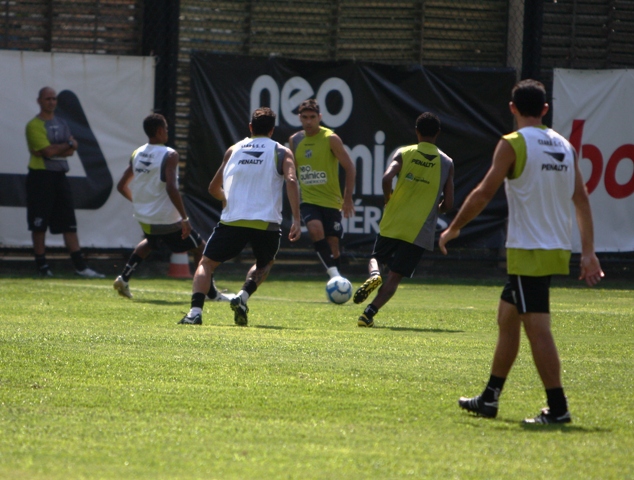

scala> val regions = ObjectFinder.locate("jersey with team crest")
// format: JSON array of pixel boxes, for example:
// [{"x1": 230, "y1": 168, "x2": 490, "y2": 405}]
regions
[
  {"x1": 128, "y1": 143, "x2": 181, "y2": 225},
  {"x1": 290, "y1": 126, "x2": 343, "y2": 209}
]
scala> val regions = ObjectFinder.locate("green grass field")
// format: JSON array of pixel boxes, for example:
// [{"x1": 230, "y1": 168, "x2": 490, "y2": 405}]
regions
[{"x1": 1, "y1": 272, "x2": 632, "y2": 479}]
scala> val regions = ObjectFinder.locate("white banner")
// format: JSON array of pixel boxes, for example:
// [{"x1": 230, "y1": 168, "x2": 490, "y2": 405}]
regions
[
  {"x1": 0, "y1": 50, "x2": 155, "y2": 248},
  {"x1": 553, "y1": 68, "x2": 634, "y2": 252}
]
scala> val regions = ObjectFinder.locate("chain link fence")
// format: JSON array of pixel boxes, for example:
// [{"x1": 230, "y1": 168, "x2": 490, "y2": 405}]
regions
[{"x1": 3, "y1": 0, "x2": 633, "y2": 169}]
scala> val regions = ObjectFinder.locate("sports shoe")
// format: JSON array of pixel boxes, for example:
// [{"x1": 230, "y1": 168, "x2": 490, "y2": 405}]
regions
[
  {"x1": 230, "y1": 296, "x2": 249, "y2": 326},
  {"x1": 523, "y1": 408, "x2": 571, "y2": 425},
  {"x1": 113, "y1": 275, "x2": 133, "y2": 299},
  {"x1": 178, "y1": 313, "x2": 202, "y2": 325},
  {"x1": 358, "y1": 313, "x2": 375, "y2": 328},
  {"x1": 353, "y1": 274, "x2": 382, "y2": 304},
  {"x1": 458, "y1": 395, "x2": 498, "y2": 418},
  {"x1": 206, "y1": 291, "x2": 236, "y2": 302},
  {"x1": 76, "y1": 267, "x2": 105, "y2": 278},
  {"x1": 39, "y1": 267, "x2": 53, "y2": 277}
]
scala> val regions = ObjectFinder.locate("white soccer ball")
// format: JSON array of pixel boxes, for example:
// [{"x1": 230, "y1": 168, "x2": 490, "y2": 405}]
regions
[{"x1": 325, "y1": 276, "x2": 353, "y2": 304}]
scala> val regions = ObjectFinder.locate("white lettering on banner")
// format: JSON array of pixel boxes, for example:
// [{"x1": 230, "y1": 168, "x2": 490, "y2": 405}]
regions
[
  {"x1": 250, "y1": 75, "x2": 353, "y2": 128},
  {"x1": 342, "y1": 199, "x2": 382, "y2": 234},
  {"x1": 346, "y1": 131, "x2": 401, "y2": 195},
  {"x1": 250, "y1": 75, "x2": 281, "y2": 125}
]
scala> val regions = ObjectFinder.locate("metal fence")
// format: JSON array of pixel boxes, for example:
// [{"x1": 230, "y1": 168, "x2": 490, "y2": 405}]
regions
[{"x1": 2, "y1": 0, "x2": 634, "y2": 163}]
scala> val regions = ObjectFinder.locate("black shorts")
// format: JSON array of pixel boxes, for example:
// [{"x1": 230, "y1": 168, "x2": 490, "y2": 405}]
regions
[
  {"x1": 26, "y1": 169, "x2": 76, "y2": 234},
  {"x1": 371, "y1": 234, "x2": 425, "y2": 278},
  {"x1": 500, "y1": 275, "x2": 551, "y2": 314},
  {"x1": 203, "y1": 223, "x2": 281, "y2": 268},
  {"x1": 300, "y1": 203, "x2": 344, "y2": 239},
  {"x1": 145, "y1": 228, "x2": 203, "y2": 253}
]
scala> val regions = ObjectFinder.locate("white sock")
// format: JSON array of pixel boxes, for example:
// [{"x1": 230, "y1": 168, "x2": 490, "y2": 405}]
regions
[
  {"x1": 327, "y1": 267, "x2": 340, "y2": 278},
  {"x1": 238, "y1": 290, "x2": 250, "y2": 303},
  {"x1": 188, "y1": 307, "x2": 202, "y2": 317}
]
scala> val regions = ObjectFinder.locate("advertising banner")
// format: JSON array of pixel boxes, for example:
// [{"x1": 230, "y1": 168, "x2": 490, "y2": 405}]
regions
[
  {"x1": 553, "y1": 68, "x2": 634, "y2": 252},
  {"x1": 186, "y1": 53, "x2": 517, "y2": 251},
  {"x1": 0, "y1": 50, "x2": 155, "y2": 248}
]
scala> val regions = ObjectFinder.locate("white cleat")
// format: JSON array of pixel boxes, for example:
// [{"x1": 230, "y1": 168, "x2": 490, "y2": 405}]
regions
[
  {"x1": 76, "y1": 267, "x2": 106, "y2": 278},
  {"x1": 113, "y1": 275, "x2": 133, "y2": 299},
  {"x1": 206, "y1": 291, "x2": 236, "y2": 302}
]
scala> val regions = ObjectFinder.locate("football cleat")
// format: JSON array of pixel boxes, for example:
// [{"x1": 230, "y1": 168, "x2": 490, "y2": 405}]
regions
[
  {"x1": 458, "y1": 395, "x2": 498, "y2": 418},
  {"x1": 39, "y1": 266, "x2": 53, "y2": 277},
  {"x1": 353, "y1": 274, "x2": 382, "y2": 304},
  {"x1": 523, "y1": 408, "x2": 571, "y2": 425},
  {"x1": 357, "y1": 313, "x2": 374, "y2": 328},
  {"x1": 178, "y1": 313, "x2": 202, "y2": 325},
  {"x1": 230, "y1": 296, "x2": 249, "y2": 326},
  {"x1": 76, "y1": 267, "x2": 105, "y2": 278},
  {"x1": 113, "y1": 275, "x2": 133, "y2": 299},
  {"x1": 206, "y1": 291, "x2": 236, "y2": 302}
]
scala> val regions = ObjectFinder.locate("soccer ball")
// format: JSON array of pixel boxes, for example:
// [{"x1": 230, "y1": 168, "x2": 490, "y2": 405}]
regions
[{"x1": 325, "y1": 276, "x2": 353, "y2": 304}]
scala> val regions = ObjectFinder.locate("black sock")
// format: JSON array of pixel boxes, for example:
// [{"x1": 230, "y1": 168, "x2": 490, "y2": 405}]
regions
[
  {"x1": 207, "y1": 275, "x2": 220, "y2": 299},
  {"x1": 314, "y1": 239, "x2": 335, "y2": 268},
  {"x1": 70, "y1": 250, "x2": 87, "y2": 271},
  {"x1": 191, "y1": 292, "x2": 206, "y2": 309},
  {"x1": 242, "y1": 279, "x2": 258, "y2": 296},
  {"x1": 35, "y1": 254, "x2": 49, "y2": 271},
  {"x1": 481, "y1": 375, "x2": 506, "y2": 403},
  {"x1": 364, "y1": 304, "x2": 379, "y2": 318},
  {"x1": 333, "y1": 256, "x2": 341, "y2": 269},
  {"x1": 121, "y1": 253, "x2": 143, "y2": 282},
  {"x1": 546, "y1": 387, "x2": 568, "y2": 415}
]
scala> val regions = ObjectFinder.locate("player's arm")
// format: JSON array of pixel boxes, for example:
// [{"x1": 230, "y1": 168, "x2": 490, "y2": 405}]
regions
[
  {"x1": 571, "y1": 149, "x2": 604, "y2": 286},
  {"x1": 439, "y1": 161, "x2": 455, "y2": 213},
  {"x1": 282, "y1": 147, "x2": 302, "y2": 242},
  {"x1": 26, "y1": 122, "x2": 74, "y2": 158},
  {"x1": 208, "y1": 147, "x2": 232, "y2": 208},
  {"x1": 116, "y1": 162, "x2": 135, "y2": 202},
  {"x1": 164, "y1": 151, "x2": 191, "y2": 239},
  {"x1": 381, "y1": 151, "x2": 403, "y2": 205},
  {"x1": 329, "y1": 134, "x2": 356, "y2": 218},
  {"x1": 438, "y1": 138, "x2": 514, "y2": 254}
]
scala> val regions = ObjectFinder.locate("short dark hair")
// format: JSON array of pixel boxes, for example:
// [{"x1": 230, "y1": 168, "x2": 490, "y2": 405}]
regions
[
  {"x1": 251, "y1": 107, "x2": 276, "y2": 135},
  {"x1": 415, "y1": 112, "x2": 441, "y2": 137},
  {"x1": 143, "y1": 113, "x2": 167, "y2": 138},
  {"x1": 511, "y1": 79, "x2": 547, "y2": 118},
  {"x1": 298, "y1": 99, "x2": 320, "y2": 114}
]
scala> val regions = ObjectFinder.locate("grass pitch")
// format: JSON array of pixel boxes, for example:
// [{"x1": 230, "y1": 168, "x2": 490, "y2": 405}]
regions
[{"x1": 0, "y1": 273, "x2": 632, "y2": 479}]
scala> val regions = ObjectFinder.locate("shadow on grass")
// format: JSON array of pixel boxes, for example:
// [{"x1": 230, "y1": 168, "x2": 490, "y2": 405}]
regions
[
  {"x1": 459, "y1": 416, "x2": 611, "y2": 433},
  {"x1": 376, "y1": 326, "x2": 464, "y2": 333},
  {"x1": 135, "y1": 299, "x2": 184, "y2": 306}
]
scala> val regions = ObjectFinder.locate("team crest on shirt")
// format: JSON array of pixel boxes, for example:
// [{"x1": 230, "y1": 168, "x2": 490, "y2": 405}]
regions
[{"x1": 304, "y1": 149, "x2": 313, "y2": 159}]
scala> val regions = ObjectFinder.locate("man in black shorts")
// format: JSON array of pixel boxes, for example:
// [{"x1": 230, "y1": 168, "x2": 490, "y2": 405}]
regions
[
  {"x1": 25, "y1": 86, "x2": 104, "y2": 278},
  {"x1": 288, "y1": 99, "x2": 356, "y2": 279},
  {"x1": 178, "y1": 107, "x2": 301, "y2": 326},
  {"x1": 353, "y1": 113, "x2": 454, "y2": 327},
  {"x1": 114, "y1": 114, "x2": 220, "y2": 300},
  {"x1": 439, "y1": 80, "x2": 604, "y2": 424}
]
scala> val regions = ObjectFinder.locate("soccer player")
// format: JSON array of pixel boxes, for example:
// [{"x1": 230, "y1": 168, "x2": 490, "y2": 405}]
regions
[
  {"x1": 439, "y1": 79, "x2": 604, "y2": 424},
  {"x1": 354, "y1": 112, "x2": 454, "y2": 327},
  {"x1": 25, "y1": 86, "x2": 104, "y2": 278},
  {"x1": 114, "y1": 114, "x2": 226, "y2": 301},
  {"x1": 288, "y1": 99, "x2": 356, "y2": 279},
  {"x1": 179, "y1": 107, "x2": 301, "y2": 326}
]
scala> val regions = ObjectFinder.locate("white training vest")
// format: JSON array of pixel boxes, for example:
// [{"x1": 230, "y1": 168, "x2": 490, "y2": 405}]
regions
[
  {"x1": 221, "y1": 137, "x2": 285, "y2": 224},
  {"x1": 505, "y1": 126, "x2": 576, "y2": 250},
  {"x1": 128, "y1": 143, "x2": 181, "y2": 225}
]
